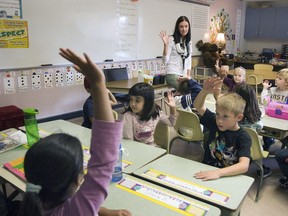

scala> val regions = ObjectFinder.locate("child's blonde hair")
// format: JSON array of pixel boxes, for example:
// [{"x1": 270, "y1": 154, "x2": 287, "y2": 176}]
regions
[
  {"x1": 278, "y1": 68, "x2": 288, "y2": 86},
  {"x1": 216, "y1": 93, "x2": 246, "y2": 116},
  {"x1": 234, "y1": 66, "x2": 246, "y2": 78}
]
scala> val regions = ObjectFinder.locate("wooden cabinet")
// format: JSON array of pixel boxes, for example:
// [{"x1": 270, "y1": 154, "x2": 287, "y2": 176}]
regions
[
  {"x1": 244, "y1": 7, "x2": 276, "y2": 40},
  {"x1": 274, "y1": 7, "x2": 288, "y2": 40}
]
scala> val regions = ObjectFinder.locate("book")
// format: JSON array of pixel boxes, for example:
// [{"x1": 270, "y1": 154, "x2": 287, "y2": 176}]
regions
[
  {"x1": 0, "y1": 128, "x2": 27, "y2": 154},
  {"x1": 3, "y1": 157, "x2": 26, "y2": 181}
]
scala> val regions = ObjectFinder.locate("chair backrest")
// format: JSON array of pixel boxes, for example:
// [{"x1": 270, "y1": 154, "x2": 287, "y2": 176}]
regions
[
  {"x1": 254, "y1": 64, "x2": 273, "y2": 72},
  {"x1": 247, "y1": 74, "x2": 264, "y2": 85},
  {"x1": 254, "y1": 64, "x2": 276, "y2": 80},
  {"x1": 112, "y1": 110, "x2": 118, "y2": 120},
  {"x1": 154, "y1": 121, "x2": 170, "y2": 152},
  {"x1": 103, "y1": 67, "x2": 128, "y2": 82},
  {"x1": 243, "y1": 127, "x2": 269, "y2": 161},
  {"x1": 174, "y1": 109, "x2": 204, "y2": 142}
]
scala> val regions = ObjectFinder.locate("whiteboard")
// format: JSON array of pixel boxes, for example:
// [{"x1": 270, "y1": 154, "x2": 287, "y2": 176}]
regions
[{"x1": 0, "y1": 0, "x2": 209, "y2": 69}]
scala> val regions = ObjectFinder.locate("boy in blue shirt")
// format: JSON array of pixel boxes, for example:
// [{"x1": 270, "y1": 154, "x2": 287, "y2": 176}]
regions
[
  {"x1": 173, "y1": 76, "x2": 202, "y2": 112},
  {"x1": 82, "y1": 77, "x2": 117, "y2": 128},
  {"x1": 193, "y1": 76, "x2": 251, "y2": 180}
]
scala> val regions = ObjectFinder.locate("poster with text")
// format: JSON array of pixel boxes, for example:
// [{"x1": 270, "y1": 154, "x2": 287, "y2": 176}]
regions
[
  {"x1": 0, "y1": 0, "x2": 22, "y2": 19},
  {"x1": 0, "y1": 19, "x2": 28, "y2": 48}
]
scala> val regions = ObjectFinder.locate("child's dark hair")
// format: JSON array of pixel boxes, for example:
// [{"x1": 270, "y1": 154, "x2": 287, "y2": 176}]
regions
[
  {"x1": 177, "y1": 80, "x2": 191, "y2": 95},
  {"x1": 19, "y1": 133, "x2": 83, "y2": 216},
  {"x1": 234, "y1": 83, "x2": 262, "y2": 123},
  {"x1": 126, "y1": 82, "x2": 160, "y2": 121}
]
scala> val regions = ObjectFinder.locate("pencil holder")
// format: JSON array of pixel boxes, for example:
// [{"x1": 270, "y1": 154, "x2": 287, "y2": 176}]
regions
[{"x1": 23, "y1": 108, "x2": 40, "y2": 148}]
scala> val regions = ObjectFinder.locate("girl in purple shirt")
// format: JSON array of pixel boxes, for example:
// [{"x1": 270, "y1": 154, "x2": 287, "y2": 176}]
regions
[{"x1": 19, "y1": 49, "x2": 130, "y2": 216}]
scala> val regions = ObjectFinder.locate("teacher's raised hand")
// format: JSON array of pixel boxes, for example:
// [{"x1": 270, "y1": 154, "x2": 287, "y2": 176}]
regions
[{"x1": 159, "y1": 30, "x2": 169, "y2": 45}]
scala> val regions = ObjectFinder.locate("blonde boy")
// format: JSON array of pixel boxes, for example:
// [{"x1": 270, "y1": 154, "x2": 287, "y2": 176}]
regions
[{"x1": 194, "y1": 76, "x2": 251, "y2": 181}]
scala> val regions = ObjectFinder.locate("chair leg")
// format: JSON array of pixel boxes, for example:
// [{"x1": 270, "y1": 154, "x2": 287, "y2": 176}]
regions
[
  {"x1": 255, "y1": 163, "x2": 264, "y2": 203},
  {"x1": 2, "y1": 184, "x2": 7, "y2": 197},
  {"x1": 169, "y1": 136, "x2": 178, "y2": 154}
]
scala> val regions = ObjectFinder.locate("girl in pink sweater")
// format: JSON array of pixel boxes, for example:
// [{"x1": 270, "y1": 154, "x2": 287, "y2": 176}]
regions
[{"x1": 19, "y1": 49, "x2": 130, "y2": 216}]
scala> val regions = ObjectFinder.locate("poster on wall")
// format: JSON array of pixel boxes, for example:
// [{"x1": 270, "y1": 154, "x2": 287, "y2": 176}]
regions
[
  {"x1": 0, "y1": 19, "x2": 29, "y2": 48},
  {"x1": 0, "y1": 0, "x2": 22, "y2": 19}
]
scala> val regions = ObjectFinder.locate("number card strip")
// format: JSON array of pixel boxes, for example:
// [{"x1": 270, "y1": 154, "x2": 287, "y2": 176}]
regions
[
  {"x1": 117, "y1": 177, "x2": 210, "y2": 216},
  {"x1": 143, "y1": 169, "x2": 230, "y2": 204}
]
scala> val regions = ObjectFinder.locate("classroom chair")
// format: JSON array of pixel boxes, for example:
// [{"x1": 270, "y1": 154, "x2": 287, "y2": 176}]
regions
[
  {"x1": 244, "y1": 127, "x2": 269, "y2": 203},
  {"x1": 154, "y1": 121, "x2": 170, "y2": 153},
  {"x1": 247, "y1": 74, "x2": 264, "y2": 97},
  {"x1": 112, "y1": 110, "x2": 118, "y2": 120},
  {"x1": 169, "y1": 109, "x2": 204, "y2": 162},
  {"x1": 103, "y1": 67, "x2": 130, "y2": 109}
]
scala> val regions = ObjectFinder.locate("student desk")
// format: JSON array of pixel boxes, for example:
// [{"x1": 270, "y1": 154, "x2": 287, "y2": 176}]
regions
[
  {"x1": 133, "y1": 154, "x2": 254, "y2": 216},
  {"x1": 0, "y1": 120, "x2": 166, "y2": 191},
  {"x1": 38, "y1": 120, "x2": 167, "y2": 174},
  {"x1": 0, "y1": 145, "x2": 27, "y2": 192},
  {"x1": 103, "y1": 174, "x2": 221, "y2": 216},
  {"x1": 121, "y1": 139, "x2": 166, "y2": 174},
  {"x1": 106, "y1": 77, "x2": 169, "y2": 94}
]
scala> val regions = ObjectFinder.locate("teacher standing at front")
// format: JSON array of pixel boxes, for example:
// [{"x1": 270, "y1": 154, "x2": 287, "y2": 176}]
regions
[{"x1": 159, "y1": 16, "x2": 192, "y2": 90}]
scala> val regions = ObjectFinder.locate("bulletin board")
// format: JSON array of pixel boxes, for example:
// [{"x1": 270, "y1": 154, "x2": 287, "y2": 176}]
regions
[{"x1": 0, "y1": 0, "x2": 209, "y2": 69}]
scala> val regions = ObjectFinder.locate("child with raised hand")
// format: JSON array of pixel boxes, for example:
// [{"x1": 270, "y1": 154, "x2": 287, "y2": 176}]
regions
[
  {"x1": 261, "y1": 68, "x2": 288, "y2": 151},
  {"x1": 19, "y1": 49, "x2": 131, "y2": 216},
  {"x1": 123, "y1": 82, "x2": 177, "y2": 146},
  {"x1": 261, "y1": 68, "x2": 288, "y2": 104},
  {"x1": 82, "y1": 76, "x2": 117, "y2": 129},
  {"x1": 193, "y1": 76, "x2": 251, "y2": 181},
  {"x1": 215, "y1": 59, "x2": 246, "y2": 92},
  {"x1": 173, "y1": 76, "x2": 202, "y2": 112}
]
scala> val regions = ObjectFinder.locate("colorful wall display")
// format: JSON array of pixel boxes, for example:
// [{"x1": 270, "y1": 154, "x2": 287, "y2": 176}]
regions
[{"x1": 0, "y1": 19, "x2": 28, "y2": 48}]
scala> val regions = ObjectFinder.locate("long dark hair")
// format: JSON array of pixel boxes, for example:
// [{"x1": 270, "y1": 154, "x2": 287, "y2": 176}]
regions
[
  {"x1": 234, "y1": 84, "x2": 262, "y2": 123},
  {"x1": 172, "y1": 16, "x2": 191, "y2": 65},
  {"x1": 19, "y1": 133, "x2": 83, "y2": 216},
  {"x1": 173, "y1": 16, "x2": 191, "y2": 44},
  {"x1": 125, "y1": 82, "x2": 160, "y2": 121}
]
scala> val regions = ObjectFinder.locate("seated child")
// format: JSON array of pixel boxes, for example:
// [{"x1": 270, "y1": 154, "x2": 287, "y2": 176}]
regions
[
  {"x1": 19, "y1": 49, "x2": 131, "y2": 216},
  {"x1": 234, "y1": 83, "x2": 272, "y2": 178},
  {"x1": 215, "y1": 59, "x2": 246, "y2": 92},
  {"x1": 173, "y1": 76, "x2": 202, "y2": 112},
  {"x1": 123, "y1": 82, "x2": 177, "y2": 146},
  {"x1": 261, "y1": 68, "x2": 288, "y2": 151},
  {"x1": 193, "y1": 76, "x2": 251, "y2": 180},
  {"x1": 82, "y1": 76, "x2": 117, "y2": 129}
]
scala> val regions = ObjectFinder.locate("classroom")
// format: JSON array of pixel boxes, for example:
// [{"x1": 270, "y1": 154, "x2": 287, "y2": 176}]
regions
[{"x1": 0, "y1": 0, "x2": 288, "y2": 215}]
